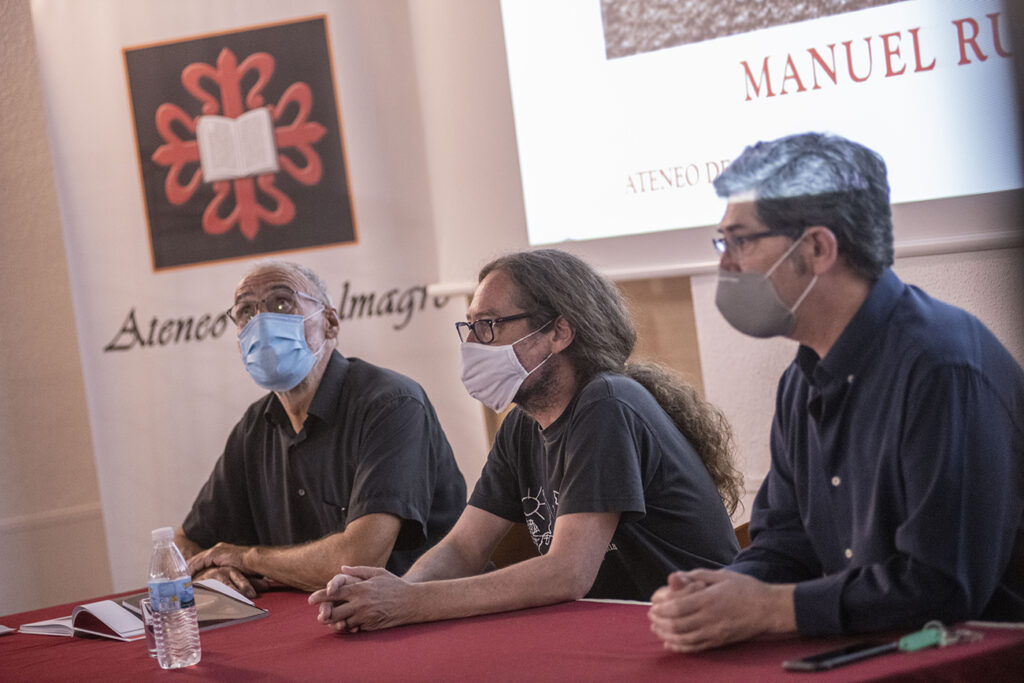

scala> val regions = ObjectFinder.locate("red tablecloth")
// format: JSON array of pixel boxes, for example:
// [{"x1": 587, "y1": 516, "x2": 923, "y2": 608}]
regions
[{"x1": 2, "y1": 589, "x2": 1022, "y2": 681}]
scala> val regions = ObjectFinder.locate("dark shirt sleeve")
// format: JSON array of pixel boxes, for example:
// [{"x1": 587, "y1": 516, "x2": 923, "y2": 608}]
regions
[
  {"x1": 742, "y1": 364, "x2": 1024, "y2": 635},
  {"x1": 346, "y1": 394, "x2": 444, "y2": 549},
  {"x1": 181, "y1": 421, "x2": 258, "y2": 549},
  {"x1": 555, "y1": 395, "x2": 647, "y2": 520},
  {"x1": 469, "y1": 412, "x2": 529, "y2": 522}
]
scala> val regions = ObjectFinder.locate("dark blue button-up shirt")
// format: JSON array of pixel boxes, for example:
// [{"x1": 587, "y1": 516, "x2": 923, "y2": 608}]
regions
[{"x1": 731, "y1": 269, "x2": 1024, "y2": 635}]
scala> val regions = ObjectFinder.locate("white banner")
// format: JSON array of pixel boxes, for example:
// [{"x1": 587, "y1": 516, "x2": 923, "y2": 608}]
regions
[{"x1": 31, "y1": 0, "x2": 488, "y2": 591}]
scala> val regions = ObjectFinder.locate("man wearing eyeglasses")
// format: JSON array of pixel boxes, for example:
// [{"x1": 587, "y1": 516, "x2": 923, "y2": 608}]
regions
[
  {"x1": 173, "y1": 259, "x2": 466, "y2": 598},
  {"x1": 648, "y1": 132, "x2": 1024, "y2": 651},
  {"x1": 309, "y1": 249, "x2": 742, "y2": 633}
]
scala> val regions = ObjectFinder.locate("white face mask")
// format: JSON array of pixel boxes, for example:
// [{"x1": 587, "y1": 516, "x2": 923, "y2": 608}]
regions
[
  {"x1": 459, "y1": 320, "x2": 553, "y2": 413},
  {"x1": 715, "y1": 232, "x2": 817, "y2": 338}
]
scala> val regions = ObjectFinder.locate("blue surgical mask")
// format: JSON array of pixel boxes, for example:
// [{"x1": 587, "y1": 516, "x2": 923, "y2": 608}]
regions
[{"x1": 238, "y1": 308, "x2": 325, "y2": 391}]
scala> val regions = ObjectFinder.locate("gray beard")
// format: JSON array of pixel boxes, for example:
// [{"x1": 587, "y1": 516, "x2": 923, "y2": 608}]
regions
[{"x1": 513, "y1": 355, "x2": 562, "y2": 418}]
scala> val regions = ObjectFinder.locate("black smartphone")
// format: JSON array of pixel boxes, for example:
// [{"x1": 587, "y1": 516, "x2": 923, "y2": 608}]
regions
[{"x1": 782, "y1": 640, "x2": 898, "y2": 671}]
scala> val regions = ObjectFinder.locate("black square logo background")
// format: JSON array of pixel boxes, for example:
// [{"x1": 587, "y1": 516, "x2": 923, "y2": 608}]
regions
[{"x1": 125, "y1": 17, "x2": 355, "y2": 270}]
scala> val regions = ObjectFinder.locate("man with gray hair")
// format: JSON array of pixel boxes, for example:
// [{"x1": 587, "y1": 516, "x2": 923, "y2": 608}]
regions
[
  {"x1": 175, "y1": 259, "x2": 466, "y2": 597},
  {"x1": 649, "y1": 132, "x2": 1024, "y2": 651}
]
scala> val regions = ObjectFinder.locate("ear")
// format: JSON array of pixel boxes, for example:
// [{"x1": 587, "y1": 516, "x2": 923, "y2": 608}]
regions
[
  {"x1": 548, "y1": 316, "x2": 575, "y2": 354},
  {"x1": 804, "y1": 225, "x2": 839, "y2": 275},
  {"x1": 322, "y1": 306, "x2": 341, "y2": 340}
]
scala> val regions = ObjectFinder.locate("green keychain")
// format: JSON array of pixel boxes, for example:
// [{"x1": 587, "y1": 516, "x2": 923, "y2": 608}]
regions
[
  {"x1": 898, "y1": 621, "x2": 983, "y2": 652},
  {"x1": 898, "y1": 625, "x2": 945, "y2": 652}
]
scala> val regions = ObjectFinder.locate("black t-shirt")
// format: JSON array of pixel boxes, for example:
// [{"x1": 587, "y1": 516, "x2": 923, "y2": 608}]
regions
[
  {"x1": 469, "y1": 373, "x2": 739, "y2": 601},
  {"x1": 183, "y1": 351, "x2": 467, "y2": 574}
]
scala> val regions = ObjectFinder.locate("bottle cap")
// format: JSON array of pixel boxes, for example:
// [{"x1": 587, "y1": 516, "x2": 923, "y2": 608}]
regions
[{"x1": 151, "y1": 526, "x2": 175, "y2": 542}]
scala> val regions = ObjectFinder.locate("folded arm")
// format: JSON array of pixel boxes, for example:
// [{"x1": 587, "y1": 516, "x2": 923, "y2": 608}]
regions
[
  {"x1": 309, "y1": 506, "x2": 619, "y2": 631},
  {"x1": 402, "y1": 505, "x2": 514, "y2": 583}
]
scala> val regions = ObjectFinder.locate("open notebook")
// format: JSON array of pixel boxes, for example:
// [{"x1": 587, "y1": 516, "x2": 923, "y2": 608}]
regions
[{"x1": 18, "y1": 579, "x2": 267, "y2": 641}]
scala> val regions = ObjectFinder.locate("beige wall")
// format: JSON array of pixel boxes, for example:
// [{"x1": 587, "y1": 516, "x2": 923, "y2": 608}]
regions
[{"x1": 0, "y1": 0, "x2": 112, "y2": 614}]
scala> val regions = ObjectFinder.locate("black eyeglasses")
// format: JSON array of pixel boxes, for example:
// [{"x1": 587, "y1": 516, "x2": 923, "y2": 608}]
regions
[
  {"x1": 227, "y1": 286, "x2": 324, "y2": 328},
  {"x1": 712, "y1": 230, "x2": 790, "y2": 255},
  {"x1": 456, "y1": 312, "x2": 533, "y2": 344}
]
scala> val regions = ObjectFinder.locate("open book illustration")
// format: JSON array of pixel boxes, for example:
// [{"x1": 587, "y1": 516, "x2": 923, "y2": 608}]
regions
[
  {"x1": 18, "y1": 579, "x2": 267, "y2": 641},
  {"x1": 196, "y1": 107, "x2": 280, "y2": 182}
]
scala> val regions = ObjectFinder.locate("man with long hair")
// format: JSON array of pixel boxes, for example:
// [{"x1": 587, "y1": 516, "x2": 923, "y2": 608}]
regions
[{"x1": 309, "y1": 249, "x2": 741, "y2": 631}]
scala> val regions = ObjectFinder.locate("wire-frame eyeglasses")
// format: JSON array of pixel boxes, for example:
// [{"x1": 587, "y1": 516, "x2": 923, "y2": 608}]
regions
[{"x1": 227, "y1": 287, "x2": 324, "y2": 328}]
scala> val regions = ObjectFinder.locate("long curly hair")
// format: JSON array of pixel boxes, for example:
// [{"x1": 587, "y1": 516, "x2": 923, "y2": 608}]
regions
[
  {"x1": 480, "y1": 249, "x2": 743, "y2": 514},
  {"x1": 623, "y1": 361, "x2": 742, "y2": 515}
]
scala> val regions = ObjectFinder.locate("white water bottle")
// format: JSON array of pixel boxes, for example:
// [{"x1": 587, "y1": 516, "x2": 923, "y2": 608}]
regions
[{"x1": 147, "y1": 527, "x2": 201, "y2": 669}]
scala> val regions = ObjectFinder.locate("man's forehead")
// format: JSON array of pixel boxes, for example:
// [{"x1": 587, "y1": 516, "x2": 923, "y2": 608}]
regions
[
  {"x1": 235, "y1": 268, "x2": 307, "y2": 298},
  {"x1": 718, "y1": 198, "x2": 763, "y2": 233},
  {"x1": 466, "y1": 270, "x2": 517, "y2": 319}
]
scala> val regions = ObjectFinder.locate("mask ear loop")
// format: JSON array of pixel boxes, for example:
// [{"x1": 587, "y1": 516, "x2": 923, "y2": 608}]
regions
[
  {"x1": 510, "y1": 317, "x2": 557, "y2": 347},
  {"x1": 302, "y1": 304, "x2": 326, "y2": 322},
  {"x1": 789, "y1": 275, "x2": 818, "y2": 313},
  {"x1": 764, "y1": 231, "x2": 808, "y2": 278},
  {"x1": 524, "y1": 351, "x2": 553, "y2": 377},
  {"x1": 303, "y1": 304, "x2": 330, "y2": 357},
  {"x1": 764, "y1": 232, "x2": 817, "y2": 313},
  {"x1": 513, "y1": 317, "x2": 557, "y2": 376}
]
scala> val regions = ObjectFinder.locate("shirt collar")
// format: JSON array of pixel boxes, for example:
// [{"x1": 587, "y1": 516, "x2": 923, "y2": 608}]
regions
[
  {"x1": 307, "y1": 350, "x2": 348, "y2": 422},
  {"x1": 264, "y1": 350, "x2": 349, "y2": 427},
  {"x1": 796, "y1": 268, "x2": 904, "y2": 386}
]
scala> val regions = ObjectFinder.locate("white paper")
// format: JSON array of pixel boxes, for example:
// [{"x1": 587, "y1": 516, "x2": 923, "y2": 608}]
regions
[
  {"x1": 74, "y1": 600, "x2": 145, "y2": 637},
  {"x1": 18, "y1": 615, "x2": 74, "y2": 636}
]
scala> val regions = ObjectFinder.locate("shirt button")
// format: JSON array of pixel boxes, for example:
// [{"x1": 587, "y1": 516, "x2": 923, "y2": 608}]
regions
[
  {"x1": 297, "y1": 488, "x2": 306, "y2": 496},
  {"x1": 831, "y1": 476, "x2": 841, "y2": 487},
  {"x1": 844, "y1": 548, "x2": 853, "y2": 559},
  {"x1": 847, "y1": 374, "x2": 855, "y2": 384}
]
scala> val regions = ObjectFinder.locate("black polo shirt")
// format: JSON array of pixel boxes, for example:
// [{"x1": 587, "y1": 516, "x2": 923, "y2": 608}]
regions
[{"x1": 183, "y1": 351, "x2": 467, "y2": 574}]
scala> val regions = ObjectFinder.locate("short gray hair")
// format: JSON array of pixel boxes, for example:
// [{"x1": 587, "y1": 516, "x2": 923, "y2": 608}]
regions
[
  {"x1": 244, "y1": 259, "x2": 335, "y2": 310},
  {"x1": 713, "y1": 132, "x2": 894, "y2": 281}
]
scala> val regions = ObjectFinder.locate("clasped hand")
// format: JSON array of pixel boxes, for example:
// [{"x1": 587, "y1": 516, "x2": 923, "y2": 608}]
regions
[
  {"x1": 308, "y1": 566, "x2": 413, "y2": 633},
  {"x1": 647, "y1": 569, "x2": 796, "y2": 652}
]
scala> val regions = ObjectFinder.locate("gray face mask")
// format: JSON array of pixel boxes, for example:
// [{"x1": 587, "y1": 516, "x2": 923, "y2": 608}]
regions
[{"x1": 714, "y1": 233, "x2": 817, "y2": 338}]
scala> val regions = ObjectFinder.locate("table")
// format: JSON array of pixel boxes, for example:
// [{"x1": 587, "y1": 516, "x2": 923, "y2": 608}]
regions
[{"x1": 2, "y1": 589, "x2": 1022, "y2": 681}]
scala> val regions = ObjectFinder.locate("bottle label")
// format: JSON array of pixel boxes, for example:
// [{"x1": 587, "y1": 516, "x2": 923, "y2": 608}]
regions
[{"x1": 148, "y1": 577, "x2": 196, "y2": 612}]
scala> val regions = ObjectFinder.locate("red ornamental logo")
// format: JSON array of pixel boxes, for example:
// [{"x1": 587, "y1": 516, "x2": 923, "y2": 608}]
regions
[
  {"x1": 126, "y1": 16, "x2": 355, "y2": 270},
  {"x1": 151, "y1": 48, "x2": 326, "y2": 241}
]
